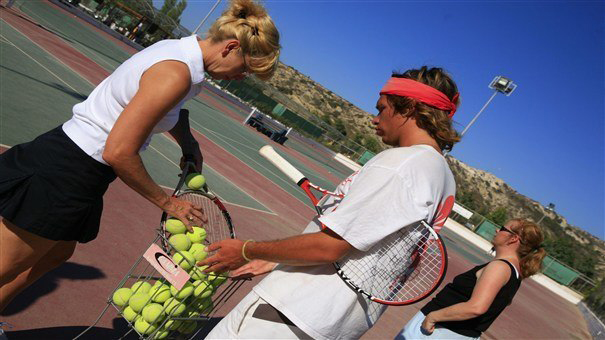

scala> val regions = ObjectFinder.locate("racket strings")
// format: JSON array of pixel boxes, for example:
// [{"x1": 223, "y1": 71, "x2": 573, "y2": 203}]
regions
[
  {"x1": 177, "y1": 192, "x2": 231, "y2": 244},
  {"x1": 337, "y1": 223, "x2": 445, "y2": 302}
]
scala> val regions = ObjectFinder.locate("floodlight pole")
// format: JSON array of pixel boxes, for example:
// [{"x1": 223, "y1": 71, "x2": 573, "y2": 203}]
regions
[
  {"x1": 193, "y1": 0, "x2": 223, "y2": 35},
  {"x1": 459, "y1": 91, "x2": 499, "y2": 137},
  {"x1": 444, "y1": 76, "x2": 516, "y2": 156}
]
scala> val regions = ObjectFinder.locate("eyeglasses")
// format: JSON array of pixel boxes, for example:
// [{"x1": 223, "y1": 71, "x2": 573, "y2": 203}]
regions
[{"x1": 499, "y1": 225, "x2": 518, "y2": 236}]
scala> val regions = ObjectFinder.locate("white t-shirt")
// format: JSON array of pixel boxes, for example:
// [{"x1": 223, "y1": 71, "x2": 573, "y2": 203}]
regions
[
  {"x1": 63, "y1": 35, "x2": 205, "y2": 164},
  {"x1": 253, "y1": 145, "x2": 456, "y2": 340}
]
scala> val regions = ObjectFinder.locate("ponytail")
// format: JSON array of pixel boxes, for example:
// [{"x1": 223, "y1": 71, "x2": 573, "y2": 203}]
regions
[{"x1": 509, "y1": 219, "x2": 547, "y2": 279}]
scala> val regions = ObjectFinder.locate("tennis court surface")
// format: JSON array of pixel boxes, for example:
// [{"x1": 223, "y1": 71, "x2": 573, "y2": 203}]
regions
[{"x1": 0, "y1": 1, "x2": 591, "y2": 338}]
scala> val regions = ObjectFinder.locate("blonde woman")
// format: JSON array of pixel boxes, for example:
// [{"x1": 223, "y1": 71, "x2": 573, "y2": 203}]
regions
[
  {"x1": 397, "y1": 219, "x2": 546, "y2": 339},
  {"x1": 0, "y1": 0, "x2": 280, "y2": 312}
]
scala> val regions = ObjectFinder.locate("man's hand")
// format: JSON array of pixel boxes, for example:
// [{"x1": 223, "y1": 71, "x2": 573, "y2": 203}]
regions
[
  {"x1": 231, "y1": 259, "x2": 277, "y2": 279},
  {"x1": 197, "y1": 239, "x2": 247, "y2": 273},
  {"x1": 421, "y1": 313, "x2": 436, "y2": 335}
]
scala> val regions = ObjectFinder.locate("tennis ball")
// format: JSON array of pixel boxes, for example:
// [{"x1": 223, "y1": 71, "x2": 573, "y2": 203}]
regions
[
  {"x1": 123, "y1": 306, "x2": 140, "y2": 322},
  {"x1": 131, "y1": 281, "x2": 152, "y2": 294},
  {"x1": 173, "y1": 251, "x2": 195, "y2": 270},
  {"x1": 168, "y1": 234, "x2": 191, "y2": 252},
  {"x1": 186, "y1": 173, "x2": 206, "y2": 190},
  {"x1": 142, "y1": 303, "x2": 166, "y2": 324},
  {"x1": 178, "y1": 321, "x2": 198, "y2": 334},
  {"x1": 134, "y1": 319, "x2": 158, "y2": 335},
  {"x1": 112, "y1": 287, "x2": 133, "y2": 307},
  {"x1": 208, "y1": 272, "x2": 228, "y2": 287},
  {"x1": 189, "y1": 243, "x2": 208, "y2": 262},
  {"x1": 129, "y1": 292, "x2": 152, "y2": 313},
  {"x1": 190, "y1": 297, "x2": 213, "y2": 314},
  {"x1": 189, "y1": 266, "x2": 207, "y2": 281},
  {"x1": 152, "y1": 280, "x2": 165, "y2": 288},
  {"x1": 165, "y1": 218, "x2": 186, "y2": 234},
  {"x1": 149, "y1": 284, "x2": 171, "y2": 304},
  {"x1": 163, "y1": 297, "x2": 186, "y2": 316},
  {"x1": 185, "y1": 310, "x2": 200, "y2": 319},
  {"x1": 152, "y1": 330, "x2": 169, "y2": 339},
  {"x1": 170, "y1": 282, "x2": 194, "y2": 300},
  {"x1": 200, "y1": 298, "x2": 214, "y2": 313},
  {"x1": 193, "y1": 280, "x2": 214, "y2": 298},
  {"x1": 187, "y1": 227, "x2": 207, "y2": 244},
  {"x1": 162, "y1": 319, "x2": 182, "y2": 331}
]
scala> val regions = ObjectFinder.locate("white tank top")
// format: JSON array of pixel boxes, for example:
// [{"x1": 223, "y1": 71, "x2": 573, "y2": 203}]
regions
[{"x1": 63, "y1": 35, "x2": 205, "y2": 164}]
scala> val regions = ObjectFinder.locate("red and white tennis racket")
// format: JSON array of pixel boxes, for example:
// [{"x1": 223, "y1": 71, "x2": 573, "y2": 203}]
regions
[{"x1": 259, "y1": 145, "x2": 447, "y2": 306}]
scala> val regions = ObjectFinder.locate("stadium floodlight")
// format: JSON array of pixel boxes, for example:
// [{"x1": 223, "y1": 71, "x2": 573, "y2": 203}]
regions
[
  {"x1": 459, "y1": 76, "x2": 517, "y2": 138},
  {"x1": 489, "y1": 76, "x2": 517, "y2": 96}
]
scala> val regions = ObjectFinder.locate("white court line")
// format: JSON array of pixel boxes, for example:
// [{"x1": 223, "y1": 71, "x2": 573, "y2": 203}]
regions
[
  {"x1": 188, "y1": 119, "x2": 314, "y2": 210},
  {"x1": 157, "y1": 184, "x2": 276, "y2": 216},
  {"x1": 154, "y1": 135, "x2": 276, "y2": 215},
  {"x1": 1, "y1": 19, "x2": 95, "y2": 88},
  {"x1": 17, "y1": 4, "x2": 116, "y2": 72},
  {"x1": 0, "y1": 32, "x2": 79, "y2": 92},
  {"x1": 200, "y1": 126, "x2": 259, "y2": 153}
]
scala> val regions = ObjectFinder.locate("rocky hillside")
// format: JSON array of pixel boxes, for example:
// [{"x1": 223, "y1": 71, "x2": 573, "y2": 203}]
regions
[
  {"x1": 267, "y1": 63, "x2": 384, "y2": 153},
  {"x1": 263, "y1": 61, "x2": 605, "y2": 279}
]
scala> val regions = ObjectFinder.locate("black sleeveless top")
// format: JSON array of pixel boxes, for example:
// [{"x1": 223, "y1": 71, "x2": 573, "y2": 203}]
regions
[{"x1": 420, "y1": 259, "x2": 521, "y2": 337}]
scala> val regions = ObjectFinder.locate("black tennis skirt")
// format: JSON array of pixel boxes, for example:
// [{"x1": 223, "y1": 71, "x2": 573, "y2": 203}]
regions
[{"x1": 0, "y1": 125, "x2": 117, "y2": 243}]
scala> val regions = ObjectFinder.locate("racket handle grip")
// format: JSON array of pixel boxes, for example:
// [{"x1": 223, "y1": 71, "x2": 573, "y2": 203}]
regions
[
  {"x1": 183, "y1": 154, "x2": 195, "y2": 163},
  {"x1": 259, "y1": 145, "x2": 306, "y2": 185}
]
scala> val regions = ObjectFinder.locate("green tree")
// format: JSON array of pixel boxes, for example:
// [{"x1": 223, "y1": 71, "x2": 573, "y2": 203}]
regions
[
  {"x1": 333, "y1": 117, "x2": 347, "y2": 136},
  {"x1": 585, "y1": 277, "x2": 605, "y2": 322},
  {"x1": 321, "y1": 113, "x2": 332, "y2": 125},
  {"x1": 158, "y1": 0, "x2": 187, "y2": 35},
  {"x1": 364, "y1": 137, "x2": 381, "y2": 154},
  {"x1": 486, "y1": 207, "x2": 508, "y2": 226},
  {"x1": 456, "y1": 190, "x2": 476, "y2": 211}
]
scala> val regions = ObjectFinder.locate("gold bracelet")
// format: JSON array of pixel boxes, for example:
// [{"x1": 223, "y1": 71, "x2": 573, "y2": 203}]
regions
[{"x1": 242, "y1": 239, "x2": 254, "y2": 262}]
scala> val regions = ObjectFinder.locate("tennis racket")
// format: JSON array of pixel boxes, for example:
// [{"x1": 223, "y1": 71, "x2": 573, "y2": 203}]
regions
[
  {"x1": 259, "y1": 145, "x2": 447, "y2": 306},
  {"x1": 159, "y1": 155, "x2": 235, "y2": 254}
]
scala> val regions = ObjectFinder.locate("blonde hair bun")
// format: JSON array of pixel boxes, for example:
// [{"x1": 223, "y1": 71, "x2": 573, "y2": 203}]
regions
[{"x1": 207, "y1": 0, "x2": 281, "y2": 80}]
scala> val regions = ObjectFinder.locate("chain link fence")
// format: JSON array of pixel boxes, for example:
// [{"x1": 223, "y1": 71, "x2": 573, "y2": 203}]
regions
[
  {"x1": 215, "y1": 77, "x2": 375, "y2": 163},
  {"x1": 67, "y1": 0, "x2": 191, "y2": 46}
]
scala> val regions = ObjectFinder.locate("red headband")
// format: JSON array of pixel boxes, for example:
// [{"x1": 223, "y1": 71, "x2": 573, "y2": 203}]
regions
[{"x1": 380, "y1": 77, "x2": 459, "y2": 118}]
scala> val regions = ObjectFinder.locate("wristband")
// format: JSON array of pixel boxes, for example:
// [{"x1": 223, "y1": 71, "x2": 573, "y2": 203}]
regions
[{"x1": 242, "y1": 239, "x2": 254, "y2": 262}]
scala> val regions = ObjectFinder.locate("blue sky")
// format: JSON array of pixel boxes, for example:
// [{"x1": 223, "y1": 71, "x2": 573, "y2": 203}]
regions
[{"x1": 172, "y1": 0, "x2": 604, "y2": 240}]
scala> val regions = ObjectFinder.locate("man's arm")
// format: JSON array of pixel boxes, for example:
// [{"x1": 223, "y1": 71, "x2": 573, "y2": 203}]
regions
[{"x1": 199, "y1": 228, "x2": 353, "y2": 273}]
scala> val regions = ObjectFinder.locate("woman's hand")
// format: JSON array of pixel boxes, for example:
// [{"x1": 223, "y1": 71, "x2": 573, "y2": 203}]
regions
[
  {"x1": 162, "y1": 196, "x2": 207, "y2": 232},
  {"x1": 231, "y1": 259, "x2": 277, "y2": 279},
  {"x1": 421, "y1": 313, "x2": 436, "y2": 335}
]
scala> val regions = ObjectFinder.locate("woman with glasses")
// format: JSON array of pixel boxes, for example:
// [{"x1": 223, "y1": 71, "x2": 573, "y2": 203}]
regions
[
  {"x1": 396, "y1": 219, "x2": 546, "y2": 339},
  {"x1": 0, "y1": 0, "x2": 280, "y2": 313}
]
